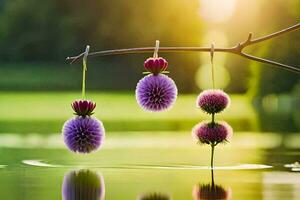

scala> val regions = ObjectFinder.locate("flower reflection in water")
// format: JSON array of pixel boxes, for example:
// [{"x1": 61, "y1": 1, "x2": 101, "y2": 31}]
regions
[
  {"x1": 62, "y1": 169, "x2": 105, "y2": 200},
  {"x1": 193, "y1": 170, "x2": 231, "y2": 200},
  {"x1": 138, "y1": 192, "x2": 171, "y2": 200}
]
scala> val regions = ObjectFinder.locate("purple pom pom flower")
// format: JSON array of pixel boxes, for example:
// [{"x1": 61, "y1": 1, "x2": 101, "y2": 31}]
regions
[
  {"x1": 62, "y1": 117, "x2": 105, "y2": 153},
  {"x1": 62, "y1": 170, "x2": 105, "y2": 200},
  {"x1": 72, "y1": 99, "x2": 96, "y2": 117},
  {"x1": 136, "y1": 74, "x2": 177, "y2": 112},
  {"x1": 192, "y1": 121, "x2": 233, "y2": 145},
  {"x1": 196, "y1": 89, "x2": 230, "y2": 114}
]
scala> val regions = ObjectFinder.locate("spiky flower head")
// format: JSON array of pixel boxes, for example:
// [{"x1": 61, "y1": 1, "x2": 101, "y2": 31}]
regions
[
  {"x1": 72, "y1": 99, "x2": 96, "y2": 117},
  {"x1": 196, "y1": 90, "x2": 230, "y2": 114},
  {"x1": 144, "y1": 57, "x2": 168, "y2": 75},
  {"x1": 136, "y1": 74, "x2": 177, "y2": 112},
  {"x1": 193, "y1": 184, "x2": 231, "y2": 200},
  {"x1": 138, "y1": 192, "x2": 171, "y2": 200},
  {"x1": 62, "y1": 170, "x2": 105, "y2": 200},
  {"x1": 192, "y1": 121, "x2": 233, "y2": 145},
  {"x1": 62, "y1": 117, "x2": 105, "y2": 153}
]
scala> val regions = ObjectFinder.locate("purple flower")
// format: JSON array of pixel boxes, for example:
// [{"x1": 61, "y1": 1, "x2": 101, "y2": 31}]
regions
[
  {"x1": 192, "y1": 121, "x2": 233, "y2": 145},
  {"x1": 62, "y1": 117, "x2": 105, "y2": 153},
  {"x1": 193, "y1": 184, "x2": 231, "y2": 200},
  {"x1": 62, "y1": 170, "x2": 105, "y2": 200},
  {"x1": 136, "y1": 74, "x2": 177, "y2": 112},
  {"x1": 71, "y1": 99, "x2": 96, "y2": 117},
  {"x1": 196, "y1": 90, "x2": 230, "y2": 114}
]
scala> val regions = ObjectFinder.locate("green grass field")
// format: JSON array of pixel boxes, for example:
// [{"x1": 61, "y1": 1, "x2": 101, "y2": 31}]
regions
[{"x1": 0, "y1": 92, "x2": 258, "y2": 134}]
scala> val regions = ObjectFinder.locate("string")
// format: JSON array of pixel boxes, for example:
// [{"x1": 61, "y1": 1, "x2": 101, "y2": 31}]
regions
[
  {"x1": 82, "y1": 45, "x2": 90, "y2": 99},
  {"x1": 211, "y1": 44, "x2": 215, "y2": 125},
  {"x1": 210, "y1": 43, "x2": 215, "y2": 89},
  {"x1": 153, "y1": 40, "x2": 159, "y2": 58}
]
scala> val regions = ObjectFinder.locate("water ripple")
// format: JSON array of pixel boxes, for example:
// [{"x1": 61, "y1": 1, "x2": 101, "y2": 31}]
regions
[
  {"x1": 22, "y1": 160, "x2": 63, "y2": 168},
  {"x1": 21, "y1": 160, "x2": 272, "y2": 170}
]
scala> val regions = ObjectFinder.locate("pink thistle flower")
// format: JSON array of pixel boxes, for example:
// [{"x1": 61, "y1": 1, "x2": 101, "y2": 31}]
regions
[
  {"x1": 192, "y1": 121, "x2": 233, "y2": 145},
  {"x1": 196, "y1": 90, "x2": 230, "y2": 114}
]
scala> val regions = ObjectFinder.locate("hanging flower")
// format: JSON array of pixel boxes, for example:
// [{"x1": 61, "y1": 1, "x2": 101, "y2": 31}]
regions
[
  {"x1": 62, "y1": 113, "x2": 105, "y2": 153},
  {"x1": 136, "y1": 40, "x2": 177, "y2": 112},
  {"x1": 196, "y1": 89, "x2": 230, "y2": 114},
  {"x1": 136, "y1": 74, "x2": 177, "y2": 112},
  {"x1": 192, "y1": 43, "x2": 233, "y2": 170},
  {"x1": 62, "y1": 45, "x2": 106, "y2": 154},
  {"x1": 62, "y1": 170, "x2": 105, "y2": 200},
  {"x1": 192, "y1": 121, "x2": 233, "y2": 145}
]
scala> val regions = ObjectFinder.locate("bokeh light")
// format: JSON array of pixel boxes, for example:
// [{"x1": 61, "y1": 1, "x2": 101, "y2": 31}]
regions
[
  {"x1": 196, "y1": 30, "x2": 230, "y2": 90},
  {"x1": 199, "y1": 0, "x2": 237, "y2": 23},
  {"x1": 195, "y1": 63, "x2": 230, "y2": 90}
]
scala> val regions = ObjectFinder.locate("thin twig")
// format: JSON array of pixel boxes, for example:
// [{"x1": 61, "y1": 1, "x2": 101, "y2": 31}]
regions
[{"x1": 67, "y1": 23, "x2": 300, "y2": 74}]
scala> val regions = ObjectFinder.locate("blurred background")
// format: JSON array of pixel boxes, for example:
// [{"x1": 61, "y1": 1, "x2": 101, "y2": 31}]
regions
[{"x1": 0, "y1": 0, "x2": 299, "y2": 134}]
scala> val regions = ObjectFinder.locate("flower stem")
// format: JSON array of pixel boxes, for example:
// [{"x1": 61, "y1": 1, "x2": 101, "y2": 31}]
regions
[
  {"x1": 211, "y1": 144, "x2": 215, "y2": 169},
  {"x1": 211, "y1": 168, "x2": 215, "y2": 187},
  {"x1": 212, "y1": 113, "x2": 215, "y2": 124}
]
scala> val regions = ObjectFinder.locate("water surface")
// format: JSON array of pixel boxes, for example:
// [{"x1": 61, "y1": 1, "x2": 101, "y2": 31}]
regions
[{"x1": 0, "y1": 132, "x2": 299, "y2": 200}]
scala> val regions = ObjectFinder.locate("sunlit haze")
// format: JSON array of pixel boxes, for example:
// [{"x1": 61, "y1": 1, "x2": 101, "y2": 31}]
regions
[{"x1": 200, "y1": 0, "x2": 237, "y2": 23}]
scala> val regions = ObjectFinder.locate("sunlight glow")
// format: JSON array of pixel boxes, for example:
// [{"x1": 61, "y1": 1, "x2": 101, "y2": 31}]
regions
[
  {"x1": 200, "y1": 30, "x2": 228, "y2": 63},
  {"x1": 200, "y1": 0, "x2": 237, "y2": 23},
  {"x1": 195, "y1": 63, "x2": 230, "y2": 90},
  {"x1": 196, "y1": 30, "x2": 230, "y2": 90}
]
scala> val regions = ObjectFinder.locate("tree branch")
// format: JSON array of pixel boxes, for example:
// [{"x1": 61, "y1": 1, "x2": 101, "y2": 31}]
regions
[{"x1": 66, "y1": 23, "x2": 300, "y2": 74}]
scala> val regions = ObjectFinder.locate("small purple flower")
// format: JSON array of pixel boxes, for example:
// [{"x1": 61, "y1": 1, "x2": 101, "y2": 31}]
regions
[
  {"x1": 196, "y1": 89, "x2": 230, "y2": 114},
  {"x1": 136, "y1": 74, "x2": 177, "y2": 112},
  {"x1": 192, "y1": 121, "x2": 233, "y2": 145},
  {"x1": 62, "y1": 170, "x2": 105, "y2": 200},
  {"x1": 62, "y1": 117, "x2": 105, "y2": 153},
  {"x1": 193, "y1": 184, "x2": 231, "y2": 200},
  {"x1": 71, "y1": 99, "x2": 96, "y2": 117}
]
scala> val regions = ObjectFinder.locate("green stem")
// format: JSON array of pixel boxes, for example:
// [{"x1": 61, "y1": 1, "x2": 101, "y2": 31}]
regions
[
  {"x1": 211, "y1": 168, "x2": 215, "y2": 187},
  {"x1": 211, "y1": 144, "x2": 215, "y2": 169},
  {"x1": 212, "y1": 113, "x2": 215, "y2": 124}
]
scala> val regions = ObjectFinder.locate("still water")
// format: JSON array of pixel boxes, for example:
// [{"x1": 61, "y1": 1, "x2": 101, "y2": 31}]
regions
[{"x1": 0, "y1": 132, "x2": 299, "y2": 200}]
